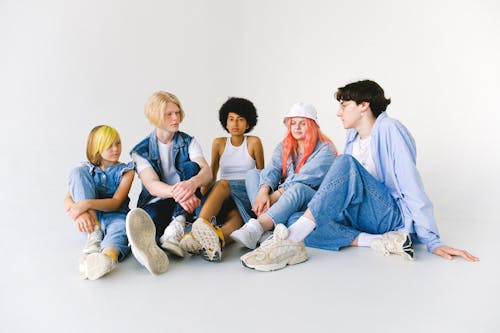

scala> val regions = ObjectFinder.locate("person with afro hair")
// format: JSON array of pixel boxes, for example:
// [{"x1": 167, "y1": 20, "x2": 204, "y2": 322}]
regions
[{"x1": 180, "y1": 97, "x2": 264, "y2": 262}]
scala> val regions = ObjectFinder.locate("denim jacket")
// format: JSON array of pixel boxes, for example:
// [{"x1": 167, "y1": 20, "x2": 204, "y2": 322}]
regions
[
  {"x1": 130, "y1": 130, "x2": 193, "y2": 208},
  {"x1": 345, "y1": 112, "x2": 444, "y2": 252},
  {"x1": 259, "y1": 141, "x2": 336, "y2": 191}
]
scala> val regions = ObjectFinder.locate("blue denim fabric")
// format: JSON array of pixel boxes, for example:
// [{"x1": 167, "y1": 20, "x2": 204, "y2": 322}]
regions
[
  {"x1": 199, "y1": 179, "x2": 256, "y2": 226},
  {"x1": 228, "y1": 179, "x2": 256, "y2": 223},
  {"x1": 345, "y1": 112, "x2": 443, "y2": 252},
  {"x1": 245, "y1": 140, "x2": 335, "y2": 225},
  {"x1": 259, "y1": 141, "x2": 336, "y2": 191},
  {"x1": 298, "y1": 154, "x2": 403, "y2": 251},
  {"x1": 130, "y1": 130, "x2": 195, "y2": 208},
  {"x1": 68, "y1": 163, "x2": 134, "y2": 259}
]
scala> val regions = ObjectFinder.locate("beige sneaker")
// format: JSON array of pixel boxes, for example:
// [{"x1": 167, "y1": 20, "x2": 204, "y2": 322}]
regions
[
  {"x1": 370, "y1": 231, "x2": 415, "y2": 260},
  {"x1": 191, "y1": 218, "x2": 224, "y2": 262},
  {"x1": 240, "y1": 224, "x2": 308, "y2": 272},
  {"x1": 126, "y1": 208, "x2": 169, "y2": 275},
  {"x1": 159, "y1": 218, "x2": 186, "y2": 258},
  {"x1": 179, "y1": 232, "x2": 202, "y2": 254},
  {"x1": 83, "y1": 252, "x2": 117, "y2": 280}
]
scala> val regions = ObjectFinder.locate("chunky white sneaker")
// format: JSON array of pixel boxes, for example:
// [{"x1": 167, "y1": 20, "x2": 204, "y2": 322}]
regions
[
  {"x1": 79, "y1": 257, "x2": 88, "y2": 280},
  {"x1": 191, "y1": 218, "x2": 224, "y2": 262},
  {"x1": 179, "y1": 232, "x2": 202, "y2": 254},
  {"x1": 240, "y1": 224, "x2": 308, "y2": 272},
  {"x1": 126, "y1": 208, "x2": 169, "y2": 275},
  {"x1": 370, "y1": 231, "x2": 415, "y2": 261},
  {"x1": 230, "y1": 219, "x2": 263, "y2": 249},
  {"x1": 83, "y1": 252, "x2": 117, "y2": 280},
  {"x1": 159, "y1": 218, "x2": 186, "y2": 257},
  {"x1": 82, "y1": 224, "x2": 103, "y2": 255}
]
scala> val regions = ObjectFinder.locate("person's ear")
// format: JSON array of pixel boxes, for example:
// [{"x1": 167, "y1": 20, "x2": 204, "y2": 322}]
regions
[{"x1": 360, "y1": 101, "x2": 370, "y2": 111}]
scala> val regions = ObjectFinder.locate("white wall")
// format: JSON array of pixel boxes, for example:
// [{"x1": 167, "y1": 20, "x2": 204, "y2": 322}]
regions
[{"x1": 1, "y1": 0, "x2": 499, "y2": 228}]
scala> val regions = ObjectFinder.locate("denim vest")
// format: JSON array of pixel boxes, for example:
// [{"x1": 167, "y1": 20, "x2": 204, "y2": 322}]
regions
[{"x1": 130, "y1": 130, "x2": 193, "y2": 208}]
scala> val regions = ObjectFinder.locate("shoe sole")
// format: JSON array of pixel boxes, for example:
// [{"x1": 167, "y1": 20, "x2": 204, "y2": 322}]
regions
[
  {"x1": 400, "y1": 234, "x2": 415, "y2": 261},
  {"x1": 126, "y1": 208, "x2": 169, "y2": 275},
  {"x1": 160, "y1": 240, "x2": 185, "y2": 258},
  {"x1": 241, "y1": 247, "x2": 308, "y2": 272},
  {"x1": 192, "y1": 220, "x2": 222, "y2": 262}
]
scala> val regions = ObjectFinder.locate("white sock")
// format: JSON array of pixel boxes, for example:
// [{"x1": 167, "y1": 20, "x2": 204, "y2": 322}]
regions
[
  {"x1": 246, "y1": 218, "x2": 264, "y2": 235},
  {"x1": 172, "y1": 214, "x2": 186, "y2": 226},
  {"x1": 357, "y1": 232, "x2": 382, "y2": 247},
  {"x1": 287, "y1": 216, "x2": 316, "y2": 242}
]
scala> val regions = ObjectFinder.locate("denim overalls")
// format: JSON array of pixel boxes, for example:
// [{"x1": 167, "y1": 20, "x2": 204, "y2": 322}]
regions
[{"x1": 68, "y1": 161, "x2": 134, "y2": 258}]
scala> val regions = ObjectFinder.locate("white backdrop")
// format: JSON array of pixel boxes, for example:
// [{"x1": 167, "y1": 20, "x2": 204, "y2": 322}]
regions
[{"x1": 1, "y1": 0, "x2": 499, "y2": 229}]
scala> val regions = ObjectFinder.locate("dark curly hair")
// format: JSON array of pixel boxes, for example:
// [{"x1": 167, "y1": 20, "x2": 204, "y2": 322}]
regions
[
  {"x1": 218, "y1": 97, "x2": 258, "y2": 133},
  {"x1": 335, "y1": 80, "x2": 391, "y2": 118}
]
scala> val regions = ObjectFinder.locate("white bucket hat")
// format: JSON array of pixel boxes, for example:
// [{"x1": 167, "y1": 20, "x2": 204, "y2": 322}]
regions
[{"x1": 283, "y1": 102, "x2": 318, "y2": 125}]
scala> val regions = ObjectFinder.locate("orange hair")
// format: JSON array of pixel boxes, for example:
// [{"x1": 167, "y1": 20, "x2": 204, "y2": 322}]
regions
[{"x1": 281, "y1": 118, "x2": 336, "y2": 178}]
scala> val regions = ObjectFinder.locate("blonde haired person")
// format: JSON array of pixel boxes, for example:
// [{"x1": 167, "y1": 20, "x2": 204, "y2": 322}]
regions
[
  {"x1": 126, "y1": 91, "x2": 212, "y2": 275},
  {"x1": 64, "y1": 125, "x2": 135, "y2": 280}
]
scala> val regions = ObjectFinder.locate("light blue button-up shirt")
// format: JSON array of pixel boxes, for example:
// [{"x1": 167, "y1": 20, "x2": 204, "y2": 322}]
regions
[{"x1": 345, "y1": 112, "x2": 444, "y2": 252}]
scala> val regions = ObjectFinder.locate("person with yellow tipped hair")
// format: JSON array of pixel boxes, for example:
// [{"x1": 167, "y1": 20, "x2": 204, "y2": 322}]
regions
[{"x1": 64, "y1": 125, "x2": 135, "y2": 280}]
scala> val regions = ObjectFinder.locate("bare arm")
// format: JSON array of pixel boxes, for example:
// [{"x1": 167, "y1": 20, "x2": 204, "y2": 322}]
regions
[
  {"x1": 201, "y1": 138, "x2": 224, "y2": 194},
  {"x1": 248, "y1": 136, "x2": 265, "y2": 170},
  {"x1": 171, "y1": 156, "x2": 212, "y2": 203},
  {"x1": 138, "y1": 166, "x2": 175, "y2": 199}
]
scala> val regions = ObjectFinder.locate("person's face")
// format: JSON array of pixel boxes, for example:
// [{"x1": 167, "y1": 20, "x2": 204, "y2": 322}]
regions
[
  {"x1": 290, "y1": 117, "x2": 308, "y2": 141},
  {"x1": 100, "y1": 138, "x2": 121, "y2": 165},
  {"x1": 336, "y1": 100, "x2": 364, "y2": 129},
  {"x1": 158, "y1": 102, "x2": 181, "y2": 133},
  {"x1": 226, "y1": 112, "x2": 248, "y2": 135}
]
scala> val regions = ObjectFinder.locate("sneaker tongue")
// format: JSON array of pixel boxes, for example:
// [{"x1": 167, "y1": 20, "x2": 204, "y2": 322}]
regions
[{"x1": 273, "y1": 224, "x2": 289, "y2": 240}]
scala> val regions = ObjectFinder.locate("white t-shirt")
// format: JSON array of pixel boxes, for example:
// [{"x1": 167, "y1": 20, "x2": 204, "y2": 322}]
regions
[
  {"x1": 351, "y1": 135, "x2": 376, "y2": 177},
  {"x1": 132, "y1": 137, "x2": 204, "y2": 185}
]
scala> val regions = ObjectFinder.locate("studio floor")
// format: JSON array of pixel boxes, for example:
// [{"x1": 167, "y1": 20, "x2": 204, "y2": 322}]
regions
[{"x1": 1, "y1": 209, "x2": 497, "y2": 333}]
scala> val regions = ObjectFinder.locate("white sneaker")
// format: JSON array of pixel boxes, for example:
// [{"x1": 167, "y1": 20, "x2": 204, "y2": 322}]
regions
[
  {"x1": 179, "y1": 232, "x2": 202, "y2": 254},
  {"x1": 126, "y1": 208, "x2": 169, "y2": 275},
  {"x1": 240, "y1": 224, "x2": 308, "y2": 272},
  {"x1": 230, "y1": 219, "x2": 263, "y2": 249},
  {"x1": 370, "y1": 231, "x2": 415, "y2": 261},
  {"x1": 82, "y1": 224, "x2": 103, "y2": 255},
  {"x1": 191, "y1": 218, "x2": 224, "y2": 262},
  {"x1": 159, "y1": 217, "x2": 186, "y2": 257},
  {"x1": 82, "y1": 252, "x2": 117, "y2": 280}
]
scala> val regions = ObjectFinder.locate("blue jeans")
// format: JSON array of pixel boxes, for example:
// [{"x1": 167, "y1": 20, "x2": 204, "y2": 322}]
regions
[
  {"x1": 68, "y1": 167, "x2": 130, "y2": 259},
  {"x1": 142, "y1": 161, "x2": 201, "y2": 243},
  {"x1": 245, "y1": 169, "x2": 316, "y2": 225},
  {"x1": 300, "y1": 154, "x2": 403, "y2": 251}
]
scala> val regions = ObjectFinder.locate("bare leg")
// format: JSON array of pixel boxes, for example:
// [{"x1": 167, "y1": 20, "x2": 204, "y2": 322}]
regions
[
  {"x1": 220, "y1": 207, "x2": 243, "y2": 245},
  {"x1": 198, "y1": 180, "x2": 232, "y2": 220}
]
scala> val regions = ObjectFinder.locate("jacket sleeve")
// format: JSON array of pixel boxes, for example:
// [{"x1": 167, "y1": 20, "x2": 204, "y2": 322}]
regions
[
  {"x1": 259, "y1": 143, "x2": 284, "y2": 191},
  {"x1": 389, "y1": 124, "x2": 444, "y2": 252},
  {"x1": 281, "y1": 142, "x2": 336, "y2": 191}
]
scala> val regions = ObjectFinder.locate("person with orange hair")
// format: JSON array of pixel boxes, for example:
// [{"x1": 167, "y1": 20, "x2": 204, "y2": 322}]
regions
[{"x1": 230, "y1": 102, "x2": 336, "y2": 254}]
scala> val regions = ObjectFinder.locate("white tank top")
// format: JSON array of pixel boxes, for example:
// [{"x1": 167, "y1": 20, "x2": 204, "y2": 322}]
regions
[{"x1": 219, "y1": 136, "x2": 256, "y2": 180}]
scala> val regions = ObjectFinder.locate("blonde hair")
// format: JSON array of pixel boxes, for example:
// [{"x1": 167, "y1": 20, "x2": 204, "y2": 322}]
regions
[
  {"x1": 144, "y1": 91, "x2": 185, "y2": 126},
  {"x1": 86, "y1": 125, "x2": 120, "y2": 166}
]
